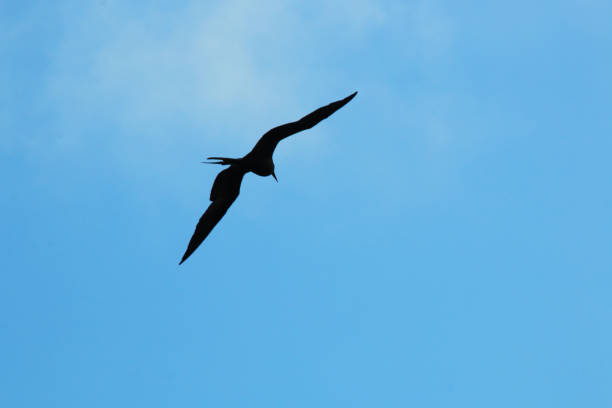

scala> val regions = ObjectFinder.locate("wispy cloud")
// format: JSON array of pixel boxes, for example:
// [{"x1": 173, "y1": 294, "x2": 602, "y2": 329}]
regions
[
  {"x1": 4, "y1": 0, "x2": 462, "y2": 193},
  {"x1": 41, "y1": 0, "x2": 387, "y2": 149},
  {"x1": 2, "y1": 0, "x2": 393, "y2": 192}
]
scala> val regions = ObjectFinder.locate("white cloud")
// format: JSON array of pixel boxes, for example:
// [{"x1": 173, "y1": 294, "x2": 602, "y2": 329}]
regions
[
  {"x1": 6, "y1": 0, "x2": 459, "y2": 188},
  {"x1": 43, "y1": 0, "x2": 387, "y2": 145},
  {"x1": 18, "y1": 0, "x2": 395, "y2": 192}
]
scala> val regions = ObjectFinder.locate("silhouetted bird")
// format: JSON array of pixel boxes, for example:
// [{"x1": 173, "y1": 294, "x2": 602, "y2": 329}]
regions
[{"x1": 179, "y1": 91, "x2": 357, "y2": 264}]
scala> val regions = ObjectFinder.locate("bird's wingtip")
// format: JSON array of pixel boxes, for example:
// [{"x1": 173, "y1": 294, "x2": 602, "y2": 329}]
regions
[
  {"x1": 346, "y1": 91, "x2": 358, "y2": 100},
  {"x1": 179, "y1": 248, "x2": 194, "y2": 265}
]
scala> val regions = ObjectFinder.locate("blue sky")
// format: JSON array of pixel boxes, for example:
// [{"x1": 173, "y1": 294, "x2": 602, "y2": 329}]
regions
[{"x1": 2, "y1": 0, "x2": 611, "y2": 406}]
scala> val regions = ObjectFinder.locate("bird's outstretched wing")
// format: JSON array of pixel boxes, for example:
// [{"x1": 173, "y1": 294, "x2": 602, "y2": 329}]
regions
[
  {"x1": 248, "y1": 91, "x2": 357, "y2": 158},
  {"x1": 179, "y1": 165, "x2": 247, "y2": 265}
]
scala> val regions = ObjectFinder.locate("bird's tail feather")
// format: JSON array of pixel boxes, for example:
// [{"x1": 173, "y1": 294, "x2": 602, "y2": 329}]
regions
[{"x1": 202, "y1": 157, "x2": 242, "y2": 165}]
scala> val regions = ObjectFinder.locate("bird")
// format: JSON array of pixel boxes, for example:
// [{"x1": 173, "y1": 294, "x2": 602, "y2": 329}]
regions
[{"x1": 179, "y1": 91, "x2": 357, "y2": 265}]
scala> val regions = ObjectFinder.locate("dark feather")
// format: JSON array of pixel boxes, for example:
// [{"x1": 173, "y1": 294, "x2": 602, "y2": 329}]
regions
[
  {"x1": 179, "y1": 165, "x2": 246, "y2": 264},
  {"x1": 248, "y1": 91, "x2": 357, "y2": 159},
  {"x1": 179, "y1": 92, "x2": 357, "y2": 264}
]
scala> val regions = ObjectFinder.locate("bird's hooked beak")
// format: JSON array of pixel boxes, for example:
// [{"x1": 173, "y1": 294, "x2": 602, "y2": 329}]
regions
[{"x1": 272, "y1": 171, "x2": 278, "y2": 182}]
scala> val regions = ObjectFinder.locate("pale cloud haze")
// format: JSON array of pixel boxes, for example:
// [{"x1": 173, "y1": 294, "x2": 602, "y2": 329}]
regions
[{"x1": 2, "y1": 1, "x2": 611, "y2": 407}]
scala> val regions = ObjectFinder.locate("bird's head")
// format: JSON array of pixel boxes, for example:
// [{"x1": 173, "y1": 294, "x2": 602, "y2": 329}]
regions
[{"x1": 269, "y1": 160, "x2": 278, "y2": 182}]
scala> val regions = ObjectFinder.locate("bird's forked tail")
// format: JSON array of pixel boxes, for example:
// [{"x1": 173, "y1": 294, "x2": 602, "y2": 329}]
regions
[{"x1": 202, "y1": 157, "x2": 242, "y2": 165}]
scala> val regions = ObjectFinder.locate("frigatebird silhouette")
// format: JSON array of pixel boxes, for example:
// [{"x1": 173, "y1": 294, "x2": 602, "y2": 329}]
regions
[{"x1": 179, "y1": 91, "x2": 357, "y2": 265}]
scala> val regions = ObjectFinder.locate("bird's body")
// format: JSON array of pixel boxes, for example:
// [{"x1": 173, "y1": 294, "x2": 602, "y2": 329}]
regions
[
  {"x1": 179, "y1": 91, "x2": 357, "y2": 265},
  {"x1": 241, "y1": 155, "x2": 275, "y2": 177}
]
